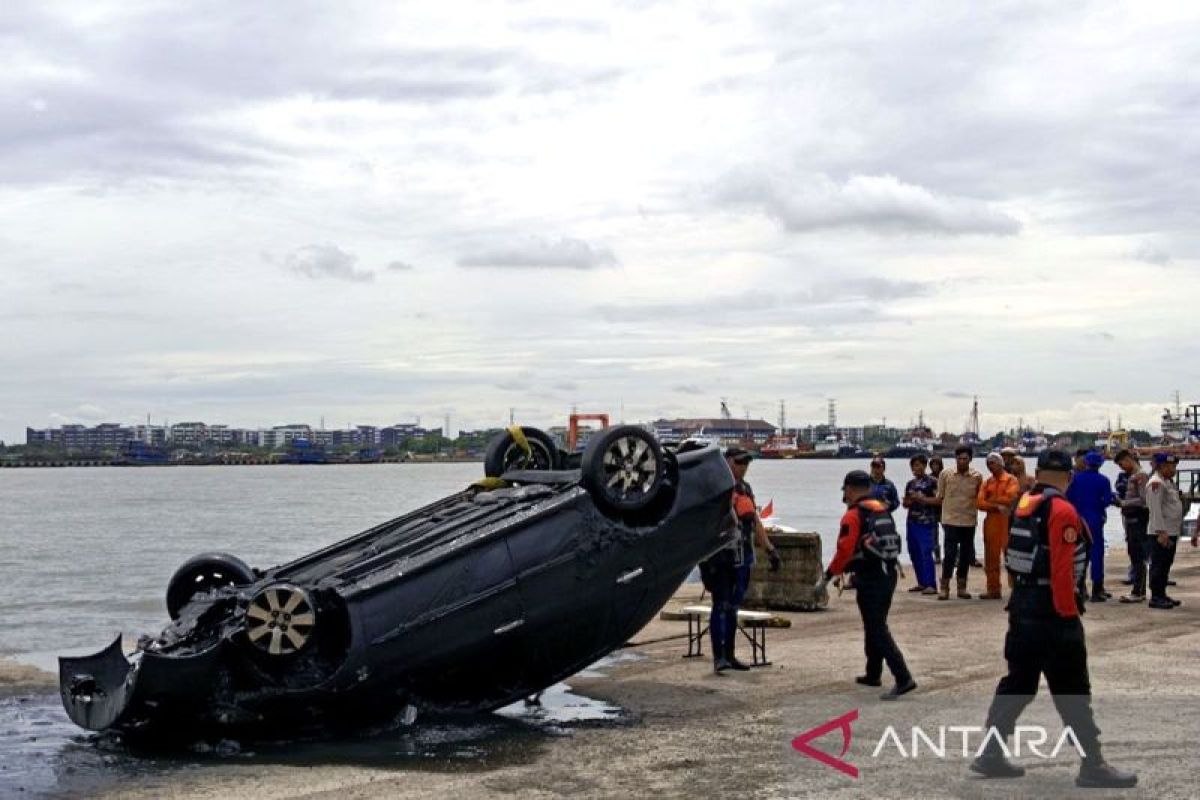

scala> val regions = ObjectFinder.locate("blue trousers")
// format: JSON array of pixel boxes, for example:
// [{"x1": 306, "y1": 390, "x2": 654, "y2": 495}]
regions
[
  {"x1": 1081, "y1": 513, "x2": 1106, "y2": 585},
  {"x1": 906, "y1": 519, "x2": 937, "y2": 588}
]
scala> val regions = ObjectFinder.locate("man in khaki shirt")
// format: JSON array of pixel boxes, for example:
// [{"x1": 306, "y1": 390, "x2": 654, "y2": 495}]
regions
[{"x1": 935, "y1": 445, "x2": 983, "y2": 600}]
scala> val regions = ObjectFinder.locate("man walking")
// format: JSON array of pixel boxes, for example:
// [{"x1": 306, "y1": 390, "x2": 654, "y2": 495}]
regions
[
  {"x1": 818, "y1": 470, "x2": 916, "y2": 700},
  {"x1": 1146, "y1": 453, "x2": 1183, "y2": 610},
  {"x1": 1066, "y1": 451, "x2": 1115, "y2": 602},
  {"x1": 969, "y1": 450, "x2": 1137, "y2": 788},
  {"x1": 1114, "y1": 449, "x2": 1150, "y2": 604},
  {"x1": 977, "y1": 453, "x2": 1019, "y2": 599},
  {"x1": 934, "y1": 446, "x2": 982, "y2": 600},
  {"x1": 902, "y1": 454, "x2": 939, "y2": 594}
]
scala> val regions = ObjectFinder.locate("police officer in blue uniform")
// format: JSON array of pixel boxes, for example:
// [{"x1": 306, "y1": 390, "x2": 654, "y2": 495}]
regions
[{"x1": 970, "y1": 450, "x2": 1136, "y2": 788}]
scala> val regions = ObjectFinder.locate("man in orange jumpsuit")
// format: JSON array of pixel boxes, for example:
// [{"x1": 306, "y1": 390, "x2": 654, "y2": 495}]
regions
[{"x1": 977, "y1": 452, "x2": 1019, "y2": 599}]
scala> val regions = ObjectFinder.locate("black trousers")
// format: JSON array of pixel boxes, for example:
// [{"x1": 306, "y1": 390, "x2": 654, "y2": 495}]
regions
[
  {"x1": 940, "y1": 524, "x2": 976, "y2": 583},
  {"x1": 1149, "y1": 536, "x2": 1178, "y2": 600},
  {"x1": 983, "y1": 593, "x2": 1101, "y2": 760},
  {"x1": 855, "y1": 565, "x2": 911, "y2": 684},
  {"x1": 1123, "y1": 514, "x2": 1149, "y2": 596}
]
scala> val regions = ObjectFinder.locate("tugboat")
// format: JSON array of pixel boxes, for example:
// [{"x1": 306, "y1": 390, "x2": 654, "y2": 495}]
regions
[{"x1": 884, "y1": 411, "x2": 936, "y2": 458}]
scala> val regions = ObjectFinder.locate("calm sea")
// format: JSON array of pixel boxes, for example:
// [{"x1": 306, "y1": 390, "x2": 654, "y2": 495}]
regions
[{"x1": 0, "y1": 457, "x2": 1123, "y2": 659}]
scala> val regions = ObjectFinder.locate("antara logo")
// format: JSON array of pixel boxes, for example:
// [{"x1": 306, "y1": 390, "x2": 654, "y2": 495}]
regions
[
  {"x1": 792, "y1": 710, "x2": 1085, "y2": 778},
  {"x1": 791, "y1": 709, "x2": 860, "y2": 778}
]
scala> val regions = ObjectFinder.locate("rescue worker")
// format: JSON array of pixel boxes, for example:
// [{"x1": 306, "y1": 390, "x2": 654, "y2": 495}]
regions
[
  {"x1": 1114, "y1": 450, "x2": 1150, "y2": 603},
  {"x1": 703, "y1": 447, "x2": 782, "y2": 672},
  {"x1": 868, "y1": 457, "x2": 900, "y2": 512},
  {"x1": 933, "y1": 446, "x2": 982, "y2": 600},
  {"x1": 816, "y1": 470, "x2": 916, "y2": 700},
  {"x1": 969, "y1": 450, "x2": 1137, "y2": 789},
  {"x1": 977, "y1": 453, "x2": 1019, "y2": 599},
  {"x1": 1146, "y1": 453, "x2": 1183, "y2": 610},
  {"x1": 1066, "y1": 451, "x2": 1115, "y2": 602},
  {"x1": 902, "y1": 454, "x2": 939, "y2": 594}
]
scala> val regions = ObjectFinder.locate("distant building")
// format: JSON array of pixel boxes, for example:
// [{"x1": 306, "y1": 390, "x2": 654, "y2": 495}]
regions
[
  {"x1": 652, "y1": 418, "x2": 776, "y2": 446},
  {"x1": 262, "y1": 424, "x2": 312, "y2": 450},
  {"x1": 133, "y1": 425, "x2": 169, "y2": 446},
  {"x1": 170, "y1": 422, "x2": 209, "y2": 445},
  {"x1": 26, "y1": 423, "x2": 136, "y2": 452}
]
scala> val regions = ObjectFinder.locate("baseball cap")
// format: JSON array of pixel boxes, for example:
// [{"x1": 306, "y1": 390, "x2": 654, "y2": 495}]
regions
[
  {"x1": 725, "y1": 446, "x2": 753, "y2": 463},
  {"x1": 1153, "y1": 452, "x2": 1179, "y2": 465},
  {"x1": 1000, "y1": 447, "x2": 1018, "y2": 456},
  {"x1": 842, "y1": 469, "x2": 871, "y2": 489},
  {"x1": 1036, "y1": 449, "x2": 1074, "y2": 472},
  {"x1": 1084, "y1": 451, "x2": 1105, "y2": 468}
]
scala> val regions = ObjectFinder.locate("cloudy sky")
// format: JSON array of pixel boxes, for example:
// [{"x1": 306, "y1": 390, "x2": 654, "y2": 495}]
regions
[{"x1": 2, "y1": 0, "x2": 1198, "y2": 442}]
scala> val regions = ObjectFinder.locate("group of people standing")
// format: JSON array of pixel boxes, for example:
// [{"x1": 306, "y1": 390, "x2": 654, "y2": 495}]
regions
[{"x1": 864, "y1": 446, "x2": 1193, "y2": 608}]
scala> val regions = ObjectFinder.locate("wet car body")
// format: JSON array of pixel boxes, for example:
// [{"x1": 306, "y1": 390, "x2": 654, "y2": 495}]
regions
[{"x1": 60, "y1": 437, "x2": 734, "y2": 738}]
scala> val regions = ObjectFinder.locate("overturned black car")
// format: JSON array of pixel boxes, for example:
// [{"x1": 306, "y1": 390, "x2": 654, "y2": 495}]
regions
[{"x1": 59, "y1": 426, "x2": 734, "y2": 738}]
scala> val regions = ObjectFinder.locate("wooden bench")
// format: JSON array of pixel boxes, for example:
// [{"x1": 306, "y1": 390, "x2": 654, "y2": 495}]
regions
[{"x1": 679, "y1": 605, "x2": 773, "y2": 666}]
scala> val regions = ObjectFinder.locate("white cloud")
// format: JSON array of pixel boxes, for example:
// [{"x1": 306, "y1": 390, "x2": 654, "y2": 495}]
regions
[
  {"x1": 281, "y1": 244, "x2": 374, "y2": 282},
  {"x1": 1130, "y1": 241, "x2": 1170, "y2": 265},
  {"x1": 718, "y1": 171, "x2": 1022, "y2": 236},
  {"x1": 458, "y1": 236, "x2": 617, "y2": 270}
]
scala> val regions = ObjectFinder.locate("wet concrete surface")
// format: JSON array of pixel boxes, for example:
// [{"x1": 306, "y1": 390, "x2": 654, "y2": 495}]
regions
[{"x1": 0, "y1": 674, "x2": 631, "y2": 799}]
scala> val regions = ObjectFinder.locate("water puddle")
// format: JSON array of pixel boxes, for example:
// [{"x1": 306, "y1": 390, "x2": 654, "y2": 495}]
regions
[{"x1": 0, "y1": 659, "x2": 635, "y2": 798}]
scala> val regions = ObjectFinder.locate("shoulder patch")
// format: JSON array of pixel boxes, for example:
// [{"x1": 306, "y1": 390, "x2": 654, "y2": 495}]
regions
[{"x1": 1064, "y1": 528, "x2": 1077, "y2": 543}]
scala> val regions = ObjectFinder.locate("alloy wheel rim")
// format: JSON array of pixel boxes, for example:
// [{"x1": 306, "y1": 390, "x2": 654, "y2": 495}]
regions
[{"x1": 246, "y1": 584, "x2": 316, "y2": 655}]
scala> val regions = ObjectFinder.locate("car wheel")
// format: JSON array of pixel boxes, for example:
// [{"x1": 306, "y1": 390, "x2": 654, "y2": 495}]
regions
[
  {"x1": 166, "y1": 552, "x2": 256, "y2": 620},
  {"x1": 581, "y1": 425, "x2": 666, "y2": 514},
  {"x1": 483, "y1": 426, "x2": 560, "y2": 477},
  {"x1": 245, "y1": 583, "x2": 317, "y2": 656}
]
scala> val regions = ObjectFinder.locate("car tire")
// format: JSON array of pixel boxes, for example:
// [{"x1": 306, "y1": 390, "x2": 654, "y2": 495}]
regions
[
  {"x1": 166, "y1": 552, "x2": 256, "y2": 620},
  {"x1": 581, "y1": 425, "x2": 666, "y2": 515},
  {"x1": 483, "y1": 426, "x2": 560, "y2": 477}
]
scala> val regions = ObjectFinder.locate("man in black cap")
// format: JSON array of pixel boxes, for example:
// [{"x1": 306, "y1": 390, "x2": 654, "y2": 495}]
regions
[
  {"x1": 970, "y1": 450, "x2": 1136, "y2": 788},
  {"x1": 817, "y1": 469, "x2": 916, "y2": 700},
  {"x1": 699, "y1": 446, "x2": 781, "y2": 673}
]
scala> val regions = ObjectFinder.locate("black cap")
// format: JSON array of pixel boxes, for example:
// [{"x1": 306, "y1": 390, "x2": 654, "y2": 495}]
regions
[
  {"x1": 725, "y1": 446, "x2": 753, "y2": 463},
  {"x1": 1037, "y1": 449, "x2": 1074, "y2": 472},
  {"x1": 842, "y1": 469, "x2": 871, "y2": 489}
]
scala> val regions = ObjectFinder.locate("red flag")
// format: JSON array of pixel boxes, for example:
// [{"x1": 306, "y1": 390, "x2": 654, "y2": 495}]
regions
[{"x1": 760, "y1": 500, "x2": 774, "y2": 519}]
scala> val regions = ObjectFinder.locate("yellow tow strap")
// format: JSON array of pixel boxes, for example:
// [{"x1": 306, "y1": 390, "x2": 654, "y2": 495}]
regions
[
  {"x1": 469, "y1": 427, "x2": 530, "y2": 491},
  {"x1": 471, "y1": 477, "x2": 510, "y2": 490},
  {"x1": 507, "y1": 425, "x2": 532, "y2": 461}
]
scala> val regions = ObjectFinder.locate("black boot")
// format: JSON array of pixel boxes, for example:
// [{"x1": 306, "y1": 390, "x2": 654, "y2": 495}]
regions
[
  {"x1": 855, "y1": 675, "x2": 881, "y2": 687},
  {"x1": 969, "y1": 750, "x2": 1025, "y2": 779},
  {"x1": 725, "y1": 640, "x2": 750, "y2": 671},
  {"x1": 1076, "y1": 759, "x2": 1137, "y2": 788},
  {"x1": 880, "y1": 678, "x2": 917, "y2": 701},
  {"x1": 713, "y1": 653, "x2": 732, "y2": 674}
]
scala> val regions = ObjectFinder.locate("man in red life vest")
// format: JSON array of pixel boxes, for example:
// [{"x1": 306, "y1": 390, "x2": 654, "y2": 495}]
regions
[
  {"x1": 970, "y1": 450, "x2": 1137, "y2": 788},
  {"x1": 817, "y1": 469, "x2": 916, "y2": 700}
]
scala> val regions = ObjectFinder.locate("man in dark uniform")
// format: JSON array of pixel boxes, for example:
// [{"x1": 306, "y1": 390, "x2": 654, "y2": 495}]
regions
[
  {"x1": 817, "y1": 470, "x2": 916, "y2": 700},
  {"x1": 970, "y1": 450, "x2": 1136, "y2": 788},
  {"x1": 701, "y1": 446, "x2": 781, "y2": 673}
]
